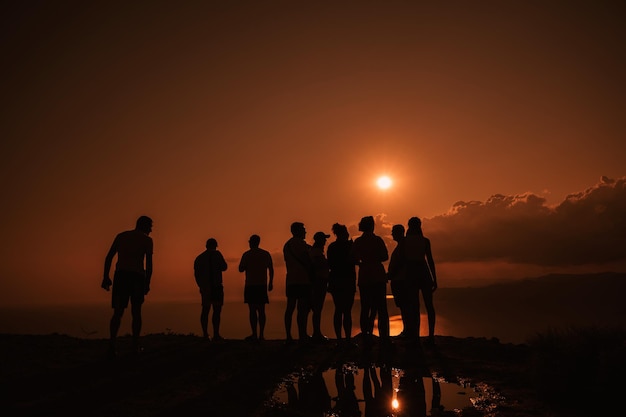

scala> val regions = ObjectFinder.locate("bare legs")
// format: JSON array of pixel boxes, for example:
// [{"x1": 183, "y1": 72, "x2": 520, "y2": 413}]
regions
[
  {"x1": 109, "y1": 304, "x2": 142, "y2": 354},
  {"x1": 331, "y1": 292, "x2": 354, "y2": 341},
  {"x1": 248, "y1": 304, "x2": 267, "y2": 340},
  {"x1": 200, "y1": 303, "x2": 222, "y2": 340},
  {"x1": 285, "y1": 296, "x2": 310, "y2": 342}
]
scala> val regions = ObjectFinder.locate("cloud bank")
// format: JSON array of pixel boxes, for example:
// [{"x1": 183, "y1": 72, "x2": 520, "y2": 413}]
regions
[{"x1": 423, "y1": 176, "x2": 626, "y2": 266}]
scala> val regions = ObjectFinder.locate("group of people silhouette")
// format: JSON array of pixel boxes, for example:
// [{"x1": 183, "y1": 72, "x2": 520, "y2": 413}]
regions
[{"x1": 101, "y1": 215, "x2": 437, "y2": 356}]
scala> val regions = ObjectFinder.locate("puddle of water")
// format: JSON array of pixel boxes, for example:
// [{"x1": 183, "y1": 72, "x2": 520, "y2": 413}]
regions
[{"x1": 266, "y1": 364, "x2": 505, "y2": 416}]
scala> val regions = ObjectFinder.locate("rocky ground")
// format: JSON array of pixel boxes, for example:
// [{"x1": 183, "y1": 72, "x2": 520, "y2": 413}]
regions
[{"x1": 0, "y1": 332, "x2": 585, "y2": 417}]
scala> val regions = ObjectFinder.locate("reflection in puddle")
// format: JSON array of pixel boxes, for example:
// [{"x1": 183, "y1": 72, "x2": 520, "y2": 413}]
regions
[{"x1": 266, "y1": 364, "x2": 504, "y2": 416}]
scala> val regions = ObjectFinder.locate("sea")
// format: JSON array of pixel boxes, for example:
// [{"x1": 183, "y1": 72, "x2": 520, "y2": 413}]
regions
[{"x1": 0, "y1": 297, "x2": 528, "y2": 344}]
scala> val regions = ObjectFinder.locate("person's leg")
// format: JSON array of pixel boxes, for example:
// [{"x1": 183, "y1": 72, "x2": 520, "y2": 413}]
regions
[
  {"x1": 109, "y1": 307, "x2": 125, "y2": 343},
  {"x1": 359, "y1": 286, "x2": 369, "y2": 335},
  {"x1": 422, "y1": 285, "x2": 436, "y2": 341},
  {"x1": 258, "y1": 305, "x2": 267, "y2": 340},
  {"x1": 402, "y1": 282, "x2": 419, "y2": 340},
  {"x1": 331, "y1": 293, "x2": 342, "y2": 340},
  {"x1": 296, "y1": 294, "x2": 311, "y2": 340},
  {"x1": 376, "y1": 283, "x2": 390, "y2": 340},
  {"x1": 212, "y1": 303, "x2": 222, "y2": 339},
  {"x1": 344, "y1": 293, "x2": 355, "y2": 340},
  {"x1": 130, "y1": 303, "x2": 143, "y2": 348},
  {"x1": 284, "y1": 296, "x2": 296, "y2": 341},
  {"x1": 200, "y1": 305, "x2": 210, "y2": 338},
  {"x1": 248, "y1": 304, "x2": 257, "y2": 338},
  {"x1": 311, "y1": 285, "x2": 324, "y2": 337},
  {"x1": 316, "y1": 287, "x2": 327, "y2": 338}
]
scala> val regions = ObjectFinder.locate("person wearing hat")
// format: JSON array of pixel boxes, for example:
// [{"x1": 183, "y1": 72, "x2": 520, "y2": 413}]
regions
[{"x1": 310, "y1": 231, "x2": 331, "y2": 341}]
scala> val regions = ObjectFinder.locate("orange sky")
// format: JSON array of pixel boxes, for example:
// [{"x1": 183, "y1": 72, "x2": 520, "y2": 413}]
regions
[{"x1": 1, "y1": 1, "x2": 625, "y2": 306}]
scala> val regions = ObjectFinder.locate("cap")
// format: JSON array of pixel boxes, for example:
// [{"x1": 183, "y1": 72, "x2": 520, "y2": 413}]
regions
[{"x1": 313, "y1": 231, "x2": 330, "y2": 241}]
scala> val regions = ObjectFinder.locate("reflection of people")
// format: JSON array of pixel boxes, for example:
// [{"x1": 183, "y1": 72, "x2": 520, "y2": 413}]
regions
[
  {"x1": 333, "y1": 367, "x2": 361, "y2": 416},
  {"x1": 102, "y1": 216, "x2": 153, "y2": 356},
  {"x1": 287, "y1": 369, "x2": 331, "y2": 416},
  {"x1": 405, "y1": 217, "x2": 437, "y2": 346},
  {"x1": 194, "y1": 238, "x2": 228, "y2": 341},
  {"x1": 395, "y1": 371, "x2": 442, "y2": 417},
  {"x1": 283, "y1": 222, "x2": 313, "y2": 343},
  {"x1": 310, "y1": 231, "x2": 330, "y2": 341},
  {"x1": 363, "y1": 365, "x2": 392, "y2": 417},
  {"x1": 396, "y1": 369, "x2": 427, "y2": 417},
  {"x1": 327, "y1": 223, "x2": 357, "y2": 344},
  {"x1": 352, "y1": 216, "x2": 390, "y2": 345},
  {"x1": 238, "y1": 234, "x2": 274, "y2": 341}
]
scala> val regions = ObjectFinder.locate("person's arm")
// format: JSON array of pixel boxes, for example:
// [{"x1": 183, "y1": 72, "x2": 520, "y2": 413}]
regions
[
  {"x1": 379, "y1": 237, "x2": 389, "y2": 262},
  {"x1": 144, "y1": 252, "x2": 153, "y2": 294},
  {"x1": 238, "y1": 253, "x2": 246, "y2": 273},
  {"x1": 425, "y1": 238, "x2": 437, "y2": 291},
  {"x1": 219, "y1": 252, "x2": 228, "y2": 271},
  {"x1": 102, "y1": 239, "x2": 117, "y2": 291},
  {"x1": 268, "y1": 253, "x2": 274, "y2": 292}
]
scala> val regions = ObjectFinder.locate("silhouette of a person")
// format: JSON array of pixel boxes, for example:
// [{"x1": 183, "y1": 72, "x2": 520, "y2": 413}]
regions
[
  {"x1": 301, "y1": 369, "x2": 332, "y2": 415},
  {"x1": 310, "y1": 231, "x2": 330, "y2": 341},
  {"x1": 388, "y1": 224, "x2": 412, "y2": 338},
  {"x1": 194, "y1": 238, "x2": 228, "y2": 341},
  {"x1": 333, "y1": 367, "x2": 361, "y2": 416},
  {"x1": 351, "y1": 216, "x2": 390, "y2": 345},
  {"x1": 238, "y1": 234, "x2": 274, "y2": 341},
  {"x1": 283, "y1": 222, "x2": 313, "y2": 343},
  {"x1": 362, "y1": 365, "x2": 392, "y2": 417},
  {"x1": 286, "y1": 369, "x2": 331, "y2": 416},
  {"x1": 405, "y1": 217, "x2": 437, "y2": 346},
  {"x1": 396, "y1": 369, "x2": 427, "y2": 417},
  {"x1": 327, "y1": 223, "x2": 357, "y2": 344},
  {"x1": 102, "y1": 215, "x2": 153, "y2": 356}
]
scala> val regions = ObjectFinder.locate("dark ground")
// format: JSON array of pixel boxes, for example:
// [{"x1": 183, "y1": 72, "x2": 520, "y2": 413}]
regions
[{"x1": 2, "y1": 332, "x2": 569, "y2": 417}]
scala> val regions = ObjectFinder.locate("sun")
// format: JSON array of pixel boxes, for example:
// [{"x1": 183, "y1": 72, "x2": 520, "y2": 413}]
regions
[{"x1": 376, "y1": 175, "x2": 393, "y2": 190}]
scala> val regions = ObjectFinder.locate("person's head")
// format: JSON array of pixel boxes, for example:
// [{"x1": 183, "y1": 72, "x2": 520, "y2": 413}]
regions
[
  {"x1": 136, "y1": 216, "x2": 153, "y2": 235},
  {"x1": 407, "y1": 216, "x2": 423, "y2": 236},
  {"x1": 391, "y1": 224, "x2": 405, "y2": 241},
  {"x1": 313, "y1": 231, "x2": 330, "y2": 246},
  {"x1": 290, "y1": 222, "x2": 306, "y2": 239},
  {"x1": 332, "y1": 223, "x2": 349, "y2": 240},
  {"x1": 249, "y1": 234, "x2": 261, "y2": 248},
  {"x1": 358, "y1": 216, "x2": 375, "y2": 233},
  {"x1": 205, "y1": 238, "x2": 218, "y2": 250}
]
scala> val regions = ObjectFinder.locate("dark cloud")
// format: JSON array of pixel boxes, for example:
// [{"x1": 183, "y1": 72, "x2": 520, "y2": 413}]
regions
[{"x1": 424, "y1": 176, "x2": 626, "y2": 266}]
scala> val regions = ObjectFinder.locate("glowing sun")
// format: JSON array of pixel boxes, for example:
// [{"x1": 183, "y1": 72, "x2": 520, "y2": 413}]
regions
[{"x1": 376, "y1": 175, "x2": 393, "y2": 190}]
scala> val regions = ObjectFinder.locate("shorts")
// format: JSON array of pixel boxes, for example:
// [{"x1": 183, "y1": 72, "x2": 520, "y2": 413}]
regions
[
  {"x1": 112, "y1": 270, "x2": 145, "y2": 309},
  {"x1": 244, "y1": 285, "x2": 269, "y2": 304},
  {"x1": 286, "y1": 283, "x2": 312, "y2": 300},
  {"x1": 200, "y1": 285, "x2": 224, "y2": 307}
]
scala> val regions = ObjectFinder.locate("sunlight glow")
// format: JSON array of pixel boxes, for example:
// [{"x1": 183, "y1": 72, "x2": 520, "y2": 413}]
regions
[
  {"x1": 392, "y1": 398, "x2": 399, "y2": 409},
  {"x1": 376, "y1": 175, "x2": 392, "y2": 190}
]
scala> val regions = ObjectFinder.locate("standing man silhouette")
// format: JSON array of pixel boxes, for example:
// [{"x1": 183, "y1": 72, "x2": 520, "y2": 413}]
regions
[
  {"x1": 194, "y1": 238, "x2": 228, "y2": 341},
  {"x1": 238, "y1": 234, "x2": 274, "y2": 341},
  {"x1": 102, "y1": 215, "x2": 153, "y2": 357},
  {"x1": 351, "y1": 216, "x2": 390, "y2": 346},
  {"x1": 283, "y1": 222, "x2": 313, "y2": 343}
]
